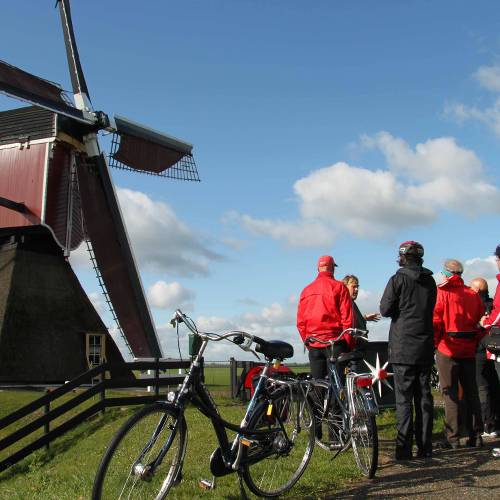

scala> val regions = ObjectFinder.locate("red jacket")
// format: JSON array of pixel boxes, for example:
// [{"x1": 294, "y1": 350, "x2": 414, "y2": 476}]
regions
[
  {"x1": 485, "y1": 274, "x2": 500, "y2": 361},
  {"x1": 433, "y1": 275, "x2": 485, "y2": 358},
  {"x1": 297, "y1": 271, "x2": 354, "y2": 349}
]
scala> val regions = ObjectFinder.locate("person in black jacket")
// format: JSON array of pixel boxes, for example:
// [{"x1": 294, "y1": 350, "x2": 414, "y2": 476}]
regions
[{"x1": 380, "y1": 241, "x2": 437, "y2": 460}]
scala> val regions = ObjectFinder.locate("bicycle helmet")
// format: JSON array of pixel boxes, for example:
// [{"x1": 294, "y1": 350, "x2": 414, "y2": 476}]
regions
[{"x1": 398, "y1": 240, "x2": 424, "y2": 257}]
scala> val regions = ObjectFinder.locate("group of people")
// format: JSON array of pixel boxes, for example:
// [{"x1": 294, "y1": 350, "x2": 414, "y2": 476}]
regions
[{"x1": 296, "y1": 241, "x2": 500, "y2": 460}]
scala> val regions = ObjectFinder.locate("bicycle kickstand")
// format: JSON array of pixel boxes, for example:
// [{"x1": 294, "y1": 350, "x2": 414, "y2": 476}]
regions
[{"x1": 237, "y1": 473, "x2": 249, "y2": 499}]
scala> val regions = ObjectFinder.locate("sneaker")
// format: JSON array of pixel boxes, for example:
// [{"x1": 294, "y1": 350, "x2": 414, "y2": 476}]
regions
[{"x1": 481, "y1": 429, "x2": 499, "y2": 438}]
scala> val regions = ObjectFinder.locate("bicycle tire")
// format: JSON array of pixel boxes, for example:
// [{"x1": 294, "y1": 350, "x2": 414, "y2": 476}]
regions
[
  {"x1": 92, "y1": 402, "x2": 187, "y2": 500},
  {"x1": 241, "y1": 387, "x2": 315, "y2": 497},
  {"x1": 350, "y1": 388, "x2": 378, "y2": 478},
  {"x1": 307, "y1": 379, "x2": 351, "y2": 453}
]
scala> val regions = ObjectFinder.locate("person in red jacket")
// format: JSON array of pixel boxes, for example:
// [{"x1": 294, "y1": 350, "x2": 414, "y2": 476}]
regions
[
  {"x1": 481, "y1": 244, "x2": 500, "y2": 374},
  {"x1": 434, "y1": 259, "x2": 486, "y2": 449},
  {"x1": 297, "y1": 255, "x2": 354, "y2": 379}
]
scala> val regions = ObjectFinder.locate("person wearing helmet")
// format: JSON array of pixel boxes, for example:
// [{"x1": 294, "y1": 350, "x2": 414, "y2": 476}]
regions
[{"x1": 380, "y1": 241, "x2": 437, "y2": 460}]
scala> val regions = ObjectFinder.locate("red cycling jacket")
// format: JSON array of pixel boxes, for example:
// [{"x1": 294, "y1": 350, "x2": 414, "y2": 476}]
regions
[
  {"x1": 433, "y1": 274, "x2": 485, "y2": 358},
  {"x1": 297, "y1": 271, "x2": 354, "y2": 350},
  {"x1": 485, "y1": 274, "x2": 500, "y2": 361}
]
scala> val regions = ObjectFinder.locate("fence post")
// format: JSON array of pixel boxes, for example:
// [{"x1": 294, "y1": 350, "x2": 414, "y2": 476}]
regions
[
  {"x1": 100, "y1": 365, "x2": 106, "y2": 416},
  {"x1": 44, "y1": 388, "x2": 50, "y2": 450},
  {"x1": 229, "y1": 357, "x2": 236, "y2": 398},
  {"x1": 155, "y1": 358, "x2": 160, "y2": 397}
]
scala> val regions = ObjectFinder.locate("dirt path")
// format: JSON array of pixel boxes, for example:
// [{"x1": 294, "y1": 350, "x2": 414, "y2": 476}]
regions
[{"x1": 331, "y1": 436, "x2": 500, "y2": 499}]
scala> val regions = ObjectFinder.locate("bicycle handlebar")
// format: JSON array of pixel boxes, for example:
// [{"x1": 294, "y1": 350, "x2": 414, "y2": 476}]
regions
[
  {"x1": 304, "y1": 327, "x2": 369, "y2": 347},
  {"x1": 170, "y1": 309, "x2": 266, "y2": 358}
]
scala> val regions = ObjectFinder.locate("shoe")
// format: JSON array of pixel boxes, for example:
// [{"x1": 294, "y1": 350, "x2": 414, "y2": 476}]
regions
[
  {"x1": 416, "y1": 449, "x2": 433, "y2": 458},
  {"x1": 482, "y1": 430, "x2": 499, "y2": 438},
  {"x1": 466, "y1": 436, "x2": 483, "y2": 448}
]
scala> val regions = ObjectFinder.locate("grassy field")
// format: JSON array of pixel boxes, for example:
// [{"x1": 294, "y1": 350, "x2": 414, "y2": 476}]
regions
[{"x1": 0, "y1": 379, "x2": 445, "y2": 499}]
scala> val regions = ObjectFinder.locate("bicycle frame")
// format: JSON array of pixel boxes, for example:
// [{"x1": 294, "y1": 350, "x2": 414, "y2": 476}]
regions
[{"x1": 147, "y1": 336, "x2": 300, "y2": 477}]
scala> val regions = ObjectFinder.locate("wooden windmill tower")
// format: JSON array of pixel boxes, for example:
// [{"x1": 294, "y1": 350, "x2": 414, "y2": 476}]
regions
[{"x1": 0, "y1": 0, "x2": 199, "y2": 382}]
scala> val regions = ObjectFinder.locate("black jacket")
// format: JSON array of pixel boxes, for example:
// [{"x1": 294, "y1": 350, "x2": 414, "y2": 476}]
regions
[{"x1": 380, "y1": 264, "x2": 437, "y2": 365}]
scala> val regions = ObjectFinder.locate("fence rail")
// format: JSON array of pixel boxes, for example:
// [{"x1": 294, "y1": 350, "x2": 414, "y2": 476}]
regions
[{"x1": 0, "y1": 359, "x2": 192, "y2": 473}]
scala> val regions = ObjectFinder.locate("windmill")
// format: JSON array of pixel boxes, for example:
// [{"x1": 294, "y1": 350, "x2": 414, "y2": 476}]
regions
[{"x1": 0, "y1": 0, "x2": 198, "y2": 382}]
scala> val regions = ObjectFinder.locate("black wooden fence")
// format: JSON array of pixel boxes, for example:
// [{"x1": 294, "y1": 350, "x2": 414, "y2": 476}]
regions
[{"x1": 0, "y1": 359, "x2": 192, "y2": 473}]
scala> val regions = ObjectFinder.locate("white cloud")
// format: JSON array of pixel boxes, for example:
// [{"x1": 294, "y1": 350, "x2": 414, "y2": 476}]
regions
[
  {"x1": 445, "y1": 98, "x2": 500, "y2": 137},
  {"x1": 147, "y1": 280, "x2": 195, "y2": 310},
  {"x1": 228, "y1": 132, "x2": 500, "y2": 245},
  {"x1": 294, "y1": 161, "x2": 435, "y2": 238},
  {"x1": 228, "y1": 212, "x2": 336, "y2": 247},
  {"x1": 445, "y1": 64, "x2": 500, "y2": 137},
  {"x1": 68, "y1": 241, "x2": 92, "y2": 268},
  {"x1": 88, "y1": 291, "x2": 108, "y2": 318},
  {"x1": 116, "y1": 188, "x2": 223, "y2": 276},
  {"x1": 462, "y1": 256, "x2": 498, "y2": 292},
  {"x1": 69, "y1": 188, "x2": 223, "y2": 276},
  {"x1": 474, "y1": 64, "x2": 500, "y2": 92}
]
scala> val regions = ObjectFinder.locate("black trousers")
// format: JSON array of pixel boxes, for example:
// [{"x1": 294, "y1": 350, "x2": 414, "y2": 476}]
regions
[
  {"x1": 308, "y1": 342, "x2": 350, "y2": 380},
  {"x1": 476, "y1": 351, "x2": 499, "y2": 433},
  {"x1": 436, "y1": 352, "x2": 483, "y2": 443},
  {"x1": 392, "y1": 363, "x2": 434, "y2": 456}
]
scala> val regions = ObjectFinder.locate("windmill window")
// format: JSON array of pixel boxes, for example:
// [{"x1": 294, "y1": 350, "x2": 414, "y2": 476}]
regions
[{"x1": 86, "y1": 333, "x2": 106, "y2": 367}]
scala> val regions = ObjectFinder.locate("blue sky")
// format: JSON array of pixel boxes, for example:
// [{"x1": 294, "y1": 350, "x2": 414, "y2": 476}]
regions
[{"x1": 2, "y1": 1, "x2": 499, "y2": 361}]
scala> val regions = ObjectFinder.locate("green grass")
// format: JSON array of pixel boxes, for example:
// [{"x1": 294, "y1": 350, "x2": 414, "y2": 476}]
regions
[{"x1": 0, "y1": 388, "x2": 446, "y2": 499}]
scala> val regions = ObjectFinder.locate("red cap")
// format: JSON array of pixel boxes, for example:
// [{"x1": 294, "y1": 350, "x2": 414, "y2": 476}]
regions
[{"x1": 317, "y1": 255, "x2": 337, "y2": 269}]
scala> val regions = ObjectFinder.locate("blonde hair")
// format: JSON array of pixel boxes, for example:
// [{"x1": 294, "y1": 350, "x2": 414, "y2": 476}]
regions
[{"x1": 342, "y1": 274, "x2": 359, "y2": 286}]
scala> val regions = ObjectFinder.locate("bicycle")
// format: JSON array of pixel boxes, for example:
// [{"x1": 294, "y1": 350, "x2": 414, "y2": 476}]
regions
[
  {"x1": 305, "y1": 328, "x2": 380, "y2": 478},
  {"x1": 92, "y1": 309, "x2": 315, "y2": 499}
]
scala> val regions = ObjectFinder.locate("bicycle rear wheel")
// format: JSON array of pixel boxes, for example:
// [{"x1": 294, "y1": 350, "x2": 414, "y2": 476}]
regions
[
  {"x1": 93, "y1": 402, "x2": 187, "y2": 499},
  {"x1": 350, "y1": 388, "x2": 378, "y2": 478},
  {"x1": 241, "y1": 387, "x2": 315, "y2": 497},
  {"x1": 307, "y1": 379, "x2": 350, "y2": 453}
]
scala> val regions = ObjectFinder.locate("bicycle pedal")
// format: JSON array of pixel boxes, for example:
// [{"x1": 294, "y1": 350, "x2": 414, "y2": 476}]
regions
[
  {"x1": 199, "y1": 478, "x2": 216, "y2": 490},
  {"x1": 240, "y1": 437, "x2": 257, "y2": 447}
]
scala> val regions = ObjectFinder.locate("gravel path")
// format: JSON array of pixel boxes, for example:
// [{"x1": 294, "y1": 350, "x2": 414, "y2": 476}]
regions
[{"x1": 332, "y1": 436, "x2": 500, "y2": 499}]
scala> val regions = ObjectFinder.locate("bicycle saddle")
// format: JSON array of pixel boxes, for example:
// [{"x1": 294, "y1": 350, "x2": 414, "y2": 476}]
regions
[
  {"x1": 255, "y1": 340, "x2": 294, "y2": 360},
  {"x1": 334, "y1": 351, "x2": 364, "y2": 364}
]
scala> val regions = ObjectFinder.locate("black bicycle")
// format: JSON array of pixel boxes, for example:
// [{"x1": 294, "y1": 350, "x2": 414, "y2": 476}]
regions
[
  {"x1": 92, "y1": 309, "x2": 315, "y2": 498},
  {"x1": 305, "y1": 328, "x2": 380, "y2": 478}
]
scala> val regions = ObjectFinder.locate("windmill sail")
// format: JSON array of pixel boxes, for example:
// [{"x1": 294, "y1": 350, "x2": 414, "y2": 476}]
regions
[
  {"x1": 109, "y1": 115, "x2": 200, "y2": 181},
  {"x1": 76, "y1": 153, "x2": 162, "y2": 358},
  {"x1": 0, "y1": 60, "x2": 91, "y2": 124}
]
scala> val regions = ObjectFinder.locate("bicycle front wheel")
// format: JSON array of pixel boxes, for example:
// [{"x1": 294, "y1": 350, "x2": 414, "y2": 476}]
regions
[
  {"x1": 307, "y1": 379, "x2": 350, "y2": 453},
  {"x1": 350, "y1": 388, "x2": 378, "y2": 478},
  {"x1": 93, "y1": 402, "x2": 187, "y2": 500},
  {"x1": 241, "y1": 387, "x2": 315, "y2": 497}
]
